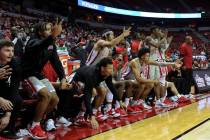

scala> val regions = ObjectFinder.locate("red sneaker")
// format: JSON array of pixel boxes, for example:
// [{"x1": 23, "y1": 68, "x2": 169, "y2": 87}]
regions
[
  {"x1": 115, "y1": 108, "x2": 127, "y2": 117},
  {"x1": 163, "y1": 98, "x2": 174, "y2": 107},
  {"x1": 178, "y1": 96, "x2": 191, "y2": 103},
  {"x1": 137, "y1": 103, "x2": 145, "y2": 110},
  {"x1": 133, "y1": 105, "x2": 142, "y2": 113},
  {"x1": 29, "y1": 125, "x2": 47, "y2": 139},
  {"x1": 74, "y1": 116, "x2": 89, "y2": 126},
  {"x1": 127, "y1": 105, "x2": 136, "y2": 114}
]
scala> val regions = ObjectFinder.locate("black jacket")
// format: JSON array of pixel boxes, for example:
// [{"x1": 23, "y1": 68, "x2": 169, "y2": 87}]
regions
[
  {"x1": 73, "y1": 65, "x2": 120, "y2": 117},
  {"x1": 0, "y1": 58, "x2": 22, "y2": 100},
  {"x1": 22, "y1": 35, "x2": 65, "y2": 80}
]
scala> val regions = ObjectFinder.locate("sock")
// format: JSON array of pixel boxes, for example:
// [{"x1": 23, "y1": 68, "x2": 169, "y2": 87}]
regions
[
  {"x1": 91, "y1": 97, "x2": 95, "y2": 103},
  {"x1": 98, "y1": 106, "x2": 101, "y2": 112},
  {"x1": 160, "y1": 97, "x2": 164, "y2": 102},
  {"x1": 156, "y1": 99, "x2": 161, "y2": 104},
  {"x1": 31, "y1": 122, "x2": 40, "y2": 128},
  {"x1": 106, "y1": 104, "x2": 112, "y2": 111},
  {"x1": 115, "y1": 101, "x2": 120, "y2": 109},
  {"x1": 177, "y1": 94, "x2": 182, "y2": 98},
  {"x1": 78, "y1": 111, "x2": 85, "y2": 117},
  {"x1": 124, "y1": 98, "x2": 130, "y2": 107},
  {"x1": 133, "y1": 100, "x2": 138, "y2": 106},
  {"x1": 93, "y1": 108, "x2": 97, "y2": 115},
  {"x1": 138, "y1": 99, "x2": 143, "y2": 105},
  {"x1": 106, "y1": 91, "x2": 113, "y2": 103}
]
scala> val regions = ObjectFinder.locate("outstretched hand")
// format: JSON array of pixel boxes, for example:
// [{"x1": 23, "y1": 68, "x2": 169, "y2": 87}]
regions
[
  {"x1": 51, "y1": 18, "x2": 63, "y2": 38},
  {"x1": 123, "y1": 27, "x2": 131, "y2": 37}
]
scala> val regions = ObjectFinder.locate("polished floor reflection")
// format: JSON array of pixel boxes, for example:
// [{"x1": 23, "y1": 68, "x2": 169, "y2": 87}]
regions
[{"x1": 85, "y1": 95, "x2": 210, "y2": 140}]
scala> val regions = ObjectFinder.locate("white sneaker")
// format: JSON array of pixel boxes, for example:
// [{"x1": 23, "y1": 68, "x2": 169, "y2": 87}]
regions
[
  {"x1": 106, "y1": 109, "x2": 120, "y2": 118},
  {"x1": 16, "y1": 129, "x2": 30, "y2": 137},
  {"x1": 46, "y1": 119, "x2": 56, "y2": 131},
  {"x1": 142, "y1": 102, "x2": 152, "y2": 110},
  {"x1": 155, "y1": 100, "x2": 169, "y2": 108},
  {"x1": 170, "y1": 96, "x2": 178, "y2": 102},
  {"x1": 56, "y1": 117, "x2": 72, "y2": 127}
]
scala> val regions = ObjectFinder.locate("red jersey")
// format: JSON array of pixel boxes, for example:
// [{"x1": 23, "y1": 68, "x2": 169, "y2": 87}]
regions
[{"x1": 179, "y1": 43, "x2": 193, "y2": 69}]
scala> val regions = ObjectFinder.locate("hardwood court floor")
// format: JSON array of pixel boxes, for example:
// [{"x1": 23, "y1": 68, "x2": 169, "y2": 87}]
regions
[
  {"x1": 85, "y1": 96, "x2": 210, "y2": 140},
  {"x1": 2, "y1": 94, "x2": 210, "y2": 140}
]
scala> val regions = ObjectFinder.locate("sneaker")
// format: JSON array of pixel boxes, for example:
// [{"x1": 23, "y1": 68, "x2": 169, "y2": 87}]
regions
[
  {"x1": 132, "y1": 105, "x2": 142, "y2": 113},
  {"x1": 45, "y1": 119, "x2": 56, "y2": 132},
  {"x1": 96, "y1": 111, "x2": 108, "y2": 122},
  {"x1": 142, "y1": 102, "x2": 152, "y2": 110},
  {"x1": 178, "y1": 96, "x2": 191, "y2": 103},
  {"x1": 170, "y1": 96, "x2": 178, "y2": 102},
  {"x1": 106, "y1": 109, "x2": 120, "y2": 118},
  {"x1": 29, "y1": 125, "x2": 47, "y2": 139},
  {"x1": 163, "y1": 98, "x2": 174, "y2": 107},
  {"x1": 184, "y1": 94, "x2": 195, "y2": 99},
  {"x1": 127, "y1": 105, "x2": 136, "y2": 114},
  {"x1": 56, "y1": 117, "x2": 72, "y2": 127},
  {"x1": 155, "y1": 101, "x2": 170, "y2": 108},
  {"x1": 74, "y1": 116, "x2": 88, "y2": 126},
  {"x1": 16, "y1": 129, "x2": 30, "y2": 137},
  {"x1": 115, "y1": 108, "x2": 128, "y2": 117}
]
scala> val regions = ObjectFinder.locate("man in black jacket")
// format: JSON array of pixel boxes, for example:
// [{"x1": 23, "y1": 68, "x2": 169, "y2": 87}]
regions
[
  {"x1": 72, "y1": 57, "x2": 125, "y2": 129},
  {"x1": 22, "y1": 19, "x2": 70, "y2": 139},
  {"x1": 0, "y1": 40, "x2": 23, "y2": 138}
]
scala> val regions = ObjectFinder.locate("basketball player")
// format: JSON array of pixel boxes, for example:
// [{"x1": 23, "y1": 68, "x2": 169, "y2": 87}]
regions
[
  {"x1": 85, "y1": 27, "x2": 131, "y2": 120},
  {"x1": 121, "y1": 48, "x2": 181, "y2": 110}
]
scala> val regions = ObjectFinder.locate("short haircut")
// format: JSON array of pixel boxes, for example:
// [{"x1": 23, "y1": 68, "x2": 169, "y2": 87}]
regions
[
  {"x1": 150, "y1": 25, "x2": 160, "y2": 32},
  {"x1": 0, "y1": 39, "x2": 14, "y2": 50},
  {"x1": 97, "y1": 57, "x2": 113, "y2": 67},
  {"x1": 34, "y1": 22, "x2": 52, "y2": 36},
  {"x1": 102, "y1": 29, "x2": 113, "y2": 39},
  {"x1": 138, "y1": 47, "x2": 150, "y2": 58}
]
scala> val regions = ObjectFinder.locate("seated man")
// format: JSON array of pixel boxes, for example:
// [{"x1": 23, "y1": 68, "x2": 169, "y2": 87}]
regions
[
  {"x1": 21, "y1": 20, "x2": 70, "y2": 139},
  {"x1": 121, "y1": 48, "x2": 182, "y2": 109},
  {"x1": 0, "y1": 40, "x2": 23, "y2": 138}
]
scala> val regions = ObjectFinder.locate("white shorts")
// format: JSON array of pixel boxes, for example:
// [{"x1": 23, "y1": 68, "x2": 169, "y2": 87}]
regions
[
  {"x1": 98, "y1": 81, "x2": 107, "y2": 88},
  {"x1": 159, "y1": 75, "x2": 168, "y2": 87},
  {"x1": 149, "y1": 65, "x2": 161, "y2": 80},
  {"x1": 23, "y1": 76, "x2": 56, "y2": 96}
]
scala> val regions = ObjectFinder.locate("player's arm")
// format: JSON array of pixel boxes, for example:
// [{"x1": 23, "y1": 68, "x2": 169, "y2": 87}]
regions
[
  {"x1": 145, "y1": 36, "x2": 161, "y2": 48},
  {"x1": 95, "y1": 27, "x2": 131, "y2": 49},
  {"x1": 130, "y1": 60, "x2": 156, "y2": 84},
  {"x1": 148, "y1": 60, "x2": 181, "y2": 68}
]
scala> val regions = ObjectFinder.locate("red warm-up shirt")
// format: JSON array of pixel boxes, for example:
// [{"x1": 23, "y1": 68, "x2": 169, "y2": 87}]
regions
[{"x1": 179, "y1": 43, "x2": 193, "y2": 69}]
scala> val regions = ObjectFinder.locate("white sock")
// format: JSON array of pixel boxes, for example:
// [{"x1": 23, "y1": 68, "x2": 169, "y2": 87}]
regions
[
  {"x1": 31, "y1": 121, "x2": 40, "y2": 128},
  {"x1": 115, "y1": 101, "x2": 120, "y2": 109},
  {"x1": 133, "y1": 100, "x2": 138, "y2": 106},
  {"x1": 91, "y1": 97, "x2": 95, "y2": 103},
  {"x1": 106, "y1": 104, "x2": 112, "y2": 111},
  {"x1": 124, "y1": 98, "x2": 130, "y2": 107},
  {"x1": 106, "y1": 91, "x2": 113, "y2": 103},
  {"x1": 156, "y1": 99, "x2": 161, "y2": 104},
  {"x1": 160, "y1": 97, "x2": 164, "y2": 102},
  {"x1": 93, "y1": 108, "x2": 97, "y2": 115},
  {"x1": 177, "y1": 94, "x2": 182, "y2": 98},
  {"x1": 78, "y1": 111, "x2": 85, "y2": 117},
  {"x1": 98, "y1": 106, "x2": 101, "y2": 112},
  {"x1": 138, "y1": 99, "x2": 144, "y2": 104}
]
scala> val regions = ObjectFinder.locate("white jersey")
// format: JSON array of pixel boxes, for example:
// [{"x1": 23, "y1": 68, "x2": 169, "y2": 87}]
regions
[
  {"x1": 121, "y1": 58, "x2": 149, "y2": 80},
  {"x1": 86, "y1": 46, "x2": 110, "y2": 66}
]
